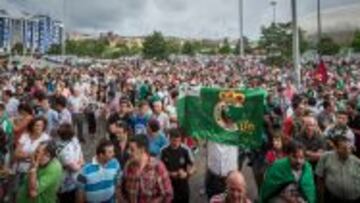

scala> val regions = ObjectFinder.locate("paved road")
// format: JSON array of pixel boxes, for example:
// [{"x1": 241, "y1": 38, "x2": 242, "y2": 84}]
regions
[{"x1": 81, "y1": 120, "x2": 259, "y2": 203}]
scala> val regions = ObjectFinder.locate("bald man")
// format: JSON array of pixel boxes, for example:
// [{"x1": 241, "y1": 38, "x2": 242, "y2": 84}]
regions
[{"x1": 210, "y1": 170, "x2": 251, "y2": 203}]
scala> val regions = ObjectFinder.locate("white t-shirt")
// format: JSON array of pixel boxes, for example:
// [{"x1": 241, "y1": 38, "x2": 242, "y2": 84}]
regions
[
  {"x1": 6, "y1": 97, "x2": 20, "y2": 118},
  {"x1": 57, "y1": 137, "x2": 83, "y2": 193},
  {"x1": 207, "y1": 141, "x2": 238, "y2": 177},
  {"x1": 68, "y1": 96, "x2": 87, "y2": 114},
  {"x1": 59, "y1": 108, "x2": 72, "y2": 124},
  {"x1": 153, "y1": 112, "x2": 170, "y2": 131},
  {"x1": 16, "y1": 132, "x2": 50, "y2": 172}
]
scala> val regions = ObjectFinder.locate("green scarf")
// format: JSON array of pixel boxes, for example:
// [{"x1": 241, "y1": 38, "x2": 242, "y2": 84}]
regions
[
  {"x1": 0, "y1": 112, "x2": 13, "y2": 136},
  {"x1": 260, "y1": 157, "x2": 316, "y2": 203},
  {"x1": 336, "y1": 80, "x2": 345, "y2": 90},
  {"x1": 336, "y1": 100, "x2": 347, "y2": 112}
]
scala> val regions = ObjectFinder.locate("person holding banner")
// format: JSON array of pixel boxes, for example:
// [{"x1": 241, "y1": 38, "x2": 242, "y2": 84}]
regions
[{"x1": 205, "y1": 141, "x2": 239, "y2": 200}]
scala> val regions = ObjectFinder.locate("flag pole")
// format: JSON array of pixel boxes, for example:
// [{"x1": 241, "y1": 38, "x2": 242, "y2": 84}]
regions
[
  {"x1": 270, "y1": 1, "x2": 277, "y2": 25},
  {"x1": 239, "y1": 0, "x2": 244, "y2": 57},
  {"x1": 291, "y1": 0, "x2": 301, "y2": 89},
  {"x1": 317, "y1": 0, "x2": 322, "y2": 61}
]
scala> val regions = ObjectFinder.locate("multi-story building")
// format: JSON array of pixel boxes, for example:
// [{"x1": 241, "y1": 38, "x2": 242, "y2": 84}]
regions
[
  {"x1": 34, "y1": 14, "x2": 63, "y2": 53},
  {"x1": 28, "y1": 18, "x2": 39, "y2": 52},
  {"x1": 35, "y1": 15, "x2": 50, "y2": 53},
  {"x1": 53, "y1": 20, "x2": 63, "y2": 45},
  {"x1": 0, "y1": 9, "x2": 11, "y2": 52},
  {"x1": 9, "y1": 18, "x2": 23, "y2": 47},
  {"x1": 0, "y1": 2, "x2": 64, "y2": 54}
]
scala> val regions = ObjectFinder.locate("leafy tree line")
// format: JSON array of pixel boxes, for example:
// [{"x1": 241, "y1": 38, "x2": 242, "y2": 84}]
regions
[
  {"x1": 45, "y1": 25, "x2": 360, "y2": 62},
  {"x1": 47, "y1": 31, "x2": 250, "y2": 60}
]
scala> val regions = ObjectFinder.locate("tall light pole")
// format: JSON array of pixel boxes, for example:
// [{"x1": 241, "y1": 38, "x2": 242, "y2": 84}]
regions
[
  {"x1": 238, "y1": 0, "x2": 244, "y2": 57},
  {"x1": 61, "y1": 0, "x2": 66, "y2": 56},
  {"x1": 291, "y1": 0, "x2": 301, "y2": 89},
  {"x1": 23, "y1": 16, "x2": 28, "y2": 56},
  {"x1": 270, "y1": 1, "x2": 277, "y2": 25},
  {"x1": 317, "y1": 0, "x2": 322, "y2": 53}
]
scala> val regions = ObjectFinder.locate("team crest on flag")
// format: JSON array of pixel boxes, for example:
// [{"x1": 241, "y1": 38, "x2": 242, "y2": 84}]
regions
[
  {"x1": 214, "y1": 90, "x2": 246, "y2": 132},
  {"x1": 177, "y1": 86, "x2": 266, "y2": 149}
]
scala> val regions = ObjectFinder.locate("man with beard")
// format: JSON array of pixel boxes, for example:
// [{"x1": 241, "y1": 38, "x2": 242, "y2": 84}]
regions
[
  {"x1": 121, "y1": 135, "x2": 173, "y2": 203},
  {"x1": 260, "y1": 141, "x2": 316, "y2": 203}
]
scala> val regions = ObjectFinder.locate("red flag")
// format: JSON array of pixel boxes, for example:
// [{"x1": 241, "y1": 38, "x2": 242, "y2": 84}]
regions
[{"x1": 314, "y1": 60, "x2": 328, "y2": 84}]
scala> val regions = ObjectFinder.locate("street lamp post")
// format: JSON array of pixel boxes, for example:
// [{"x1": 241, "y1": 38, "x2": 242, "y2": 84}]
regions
[
  {"x1": 23, "y1": 18, "x2": 27, "y2": 55},
  {"x1": 270, "y1": 1, "x2": 277, "y2": 25},
  {"x1": 61, "y1": 0, "x2": 66, "y2": 56},
  {"x1": 239, "y1": 0, "x2": 244, "y2": 57},
  {"x1": 291, "y1": 0, "x2": 301, "y2": 89},
  {"x1": 317, "y1": 0, "x2": 322, "y2": 53}
]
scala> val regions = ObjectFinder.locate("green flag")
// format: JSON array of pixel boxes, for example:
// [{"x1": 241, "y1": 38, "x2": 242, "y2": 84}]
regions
[{"x1": 177, "y1": 86, "x2": 266, "y2": 149}]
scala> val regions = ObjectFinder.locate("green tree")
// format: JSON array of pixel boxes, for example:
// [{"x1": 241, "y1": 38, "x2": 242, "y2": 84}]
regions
[
  {"x1": 258, "y1": 23, "x2": 309, "y2": 66},
  {"x1": 110, "y1": 49, "x2": 123, "y2": 59},
  {"x1": 47, "y1": 44, "x2": 61, "y2": 55},
  {"x1": 142, "y1": 31, "x2": 169, "y2": 60},
  {"x1": 318, "y1": 36, "x2": 340, "y2": 55},
  {"x1": 219, "y1": 38, "x2": 232, "y2": 54},
  {"x1": 91, "y1": 39, "x2": 107, "y2": 57},
  {"x1": 351, "y1": 31, "x2": 360, "y2": 52},
  {"x1": 199, "y1": 40, "x2": 218, "y2": 55},
  {"x1": 129, "y1": 43, "x2": 142, "y2": 55},
  {"x1": 12, "y1": 43, "x2": 24, "y2": 55},
  {"x1": 234, "y1": 37, "x2": 251, "y2": 54},
  {"x1": 182, "y1": 41, "x2": 196, "y2": 56},
  {"x1": 65, "y1": 39, "x2": 107, "y2": 57},
  {"x1": 167, "y1": 39, "x2": 182, "y2": 55},
  {"x1": 65, "y1": 40, "x2": 78, "y2": 55}
]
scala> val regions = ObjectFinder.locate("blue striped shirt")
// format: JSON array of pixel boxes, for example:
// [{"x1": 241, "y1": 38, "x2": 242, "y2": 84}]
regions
[
  {"x1": 147, "y1": 132, "x2": 169, "y2": 157},
  {"x1": 77, "y1": 158, "x2": 121, "y2": 203}
]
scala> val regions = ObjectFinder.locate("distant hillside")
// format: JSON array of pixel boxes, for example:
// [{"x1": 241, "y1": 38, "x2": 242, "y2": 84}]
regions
[{"x1": 300, "y1": 3, "x2": 360, "y2": 45}]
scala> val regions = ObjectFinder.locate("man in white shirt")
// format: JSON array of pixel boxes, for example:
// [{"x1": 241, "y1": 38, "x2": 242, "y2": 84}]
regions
[
  {"x1": 206, "y1": 141, "x2": 239, "y2": 199},
  {"x1": 68, "y1": 89, "x2": 88, "y2": 143},
  {"x1": 2, "y1": 89, "x2": 19, "y2": 118},
  {"x1": 55, "y1": 96, "x2": 72, "y2": 126},
  {"x1": 152, "y1": 100, "x2": 170, "y2": 132}
]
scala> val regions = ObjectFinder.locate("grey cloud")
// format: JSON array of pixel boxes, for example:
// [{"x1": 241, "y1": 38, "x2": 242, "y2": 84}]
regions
[{"x1": 7, "y1": 0, "x2": 360, "y2": 39}]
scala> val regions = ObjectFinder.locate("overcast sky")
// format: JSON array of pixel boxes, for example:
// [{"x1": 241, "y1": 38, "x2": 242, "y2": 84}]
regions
[{"x1": 6, "y1": 0, "x2": 360, "y2": 39}]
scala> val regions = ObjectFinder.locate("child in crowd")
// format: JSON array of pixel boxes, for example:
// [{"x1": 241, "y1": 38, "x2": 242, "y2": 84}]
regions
[{"x1": 265, "y1": 132, "x2": 286, "y2": 165}]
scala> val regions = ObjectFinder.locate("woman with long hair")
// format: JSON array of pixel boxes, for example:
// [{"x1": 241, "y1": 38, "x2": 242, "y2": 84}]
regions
[{"x1": 13, "y1": 117, "x2": 50, "y2": 187}]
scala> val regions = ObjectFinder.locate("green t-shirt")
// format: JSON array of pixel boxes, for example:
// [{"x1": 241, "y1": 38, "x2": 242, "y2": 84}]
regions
[
  {"x1": 336, "y1": 80, "x2": 345, "y2": 90},
  {"x1": 336, "y1": 100, "x2": 347, "y2": 112},
  {"x1": 0, "y1": 113, "x2": 13, "y2": 149},
  {"x1": 17, "y1": 159, "x2": 63, "y2": 203},
  {"x1": 139, "y1": 84, "x2": 150, "y2": 100}
]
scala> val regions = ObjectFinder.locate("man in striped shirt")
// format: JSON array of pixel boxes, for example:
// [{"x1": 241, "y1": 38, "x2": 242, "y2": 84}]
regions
[{"x1": 77, "y1": 140, "x2": 121, "y2": 203}]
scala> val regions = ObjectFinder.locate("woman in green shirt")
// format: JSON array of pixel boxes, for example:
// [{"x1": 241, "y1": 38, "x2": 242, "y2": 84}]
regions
[{"x1": 17, "y1": 141, "x2": 63, "y2": 203}]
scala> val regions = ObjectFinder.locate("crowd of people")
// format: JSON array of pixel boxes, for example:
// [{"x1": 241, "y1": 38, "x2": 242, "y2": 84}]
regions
[{"x1": 0, "y1": 55, "x2": 359, "y2": 203}]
